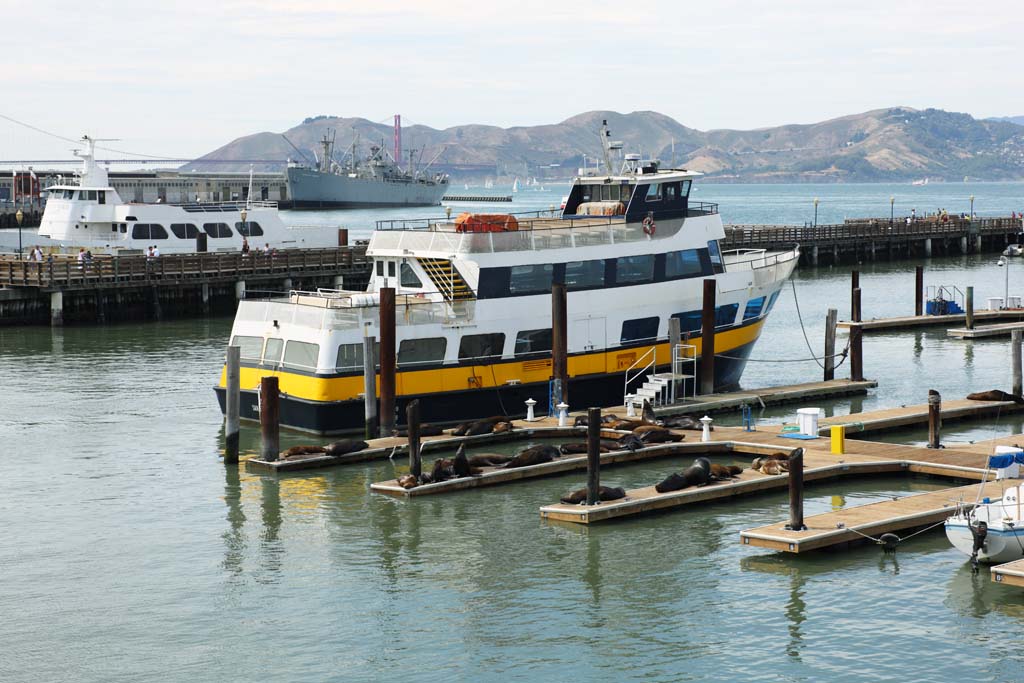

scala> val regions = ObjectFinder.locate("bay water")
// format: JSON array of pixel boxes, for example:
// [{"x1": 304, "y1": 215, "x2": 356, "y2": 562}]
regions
[{"x1": 2, "y1": 183, "x2": 1024, "y2": 682}]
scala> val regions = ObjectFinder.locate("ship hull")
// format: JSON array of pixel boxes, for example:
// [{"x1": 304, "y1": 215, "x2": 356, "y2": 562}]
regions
[{"x1": 286, "y1": 168, "x2": 448, "y2": 209}]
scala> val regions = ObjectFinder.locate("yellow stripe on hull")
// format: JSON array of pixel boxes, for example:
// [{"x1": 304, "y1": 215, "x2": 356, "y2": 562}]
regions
[{"x1": 218, "y1": 318, "x2": 765, "y2": 403}]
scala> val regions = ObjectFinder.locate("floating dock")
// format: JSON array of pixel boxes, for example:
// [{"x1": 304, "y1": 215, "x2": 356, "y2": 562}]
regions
[
  {"x1": 991, "y1": 559, "x2": 1024, "y2": 587},
  {"x1": 653, "y1": 378, "x2": 876, "y2": 417},
  {"x1": 837, "y1": 310, "x2": 1024, "y2": 333},
  {"x1": 947, "y1": 321, "x2": 1024, "y2": 339},
  {"x1": 817, "y1": 397, "x2": 1024, "y2": 435}
]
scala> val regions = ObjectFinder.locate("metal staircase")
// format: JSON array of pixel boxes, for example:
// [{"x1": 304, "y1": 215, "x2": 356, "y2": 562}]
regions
[
  {"x1": 623, "y1": 344, "x2": 697, "y2": 410},
  {"x1": 418, "y1": 258, "x2": 474, "y2": 302}
]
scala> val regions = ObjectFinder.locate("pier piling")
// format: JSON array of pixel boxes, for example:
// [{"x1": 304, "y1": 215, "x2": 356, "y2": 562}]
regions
[
  {"x1": 1013, "y1": 330, "x2": 1023, "y2": 397},
  {"x1": 338, "y1": 228, "x2": 349, "y2": 247},
  {"x1": 927, "y1": 390, "x2": 942, "y2": 449},
  {"x1": 224, "y1": 345, "x2": 240, "y2": 464},
  {"x1": 49, "y1": 291, "x2": 63, "y2": 327},
  {"x1": 407, "y1": 400, "x2": 421, "y2": 479},
  {"x1": 379, "y1": 287, "x2": 396, "y2": 436},
  {"x1": 850, "y1": 305, "x2": 864, "y2": 382},
  {"x1": 551, "y1": 283, "x2": 568, "y2": 404},
  {"x1": 586, "y1": 407, "x2": 601, "y2": 505},
  {"x1": 786, "y1": 448, "x2": 806, "y2": 531},
  {"x1": 966, "y1": 287, "x2": 975, "y2": 330},
  {"x1": 824, "y1": 308, "x2": 838, "y2": 381},
  {"x1": 363, "y1": 330, "x2": 378, "y2": 439},
  {"x1": 915, "y1": 266, "x2": 924, "y2": 316},
  {"x1": 701, "y1": 279, "x2": 716, "y2": 395},
  {"x1": 851, "y1": 271, "x2": 860, "y2": 322},
  {"x1": 259, "y1": 376, "x2": 280, "y2": 462}
]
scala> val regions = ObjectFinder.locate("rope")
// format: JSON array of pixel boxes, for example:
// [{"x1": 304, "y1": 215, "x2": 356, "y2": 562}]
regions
[
  {"x1": 838, "y1": 517, "x2": 948, "y2": 545},
  {"x1": 791, "y1": 279, "x2": 826, "y2": 369}
]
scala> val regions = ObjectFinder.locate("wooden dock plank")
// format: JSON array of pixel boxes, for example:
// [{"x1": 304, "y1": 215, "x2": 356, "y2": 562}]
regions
[
  {"x1": 657, "y1": 379, "x2": 876, "y2": 416},
  {"x1": 816, "y1": 398, "x2": 1024, "y2": 434},
  {"x1": 739, "y1": 479, "x2": 1019, "y2": 553},
  {"x1": 991, "y1": 559, "x2": 1024, "y2": 587},
  {"x1": 948, "y1": 321, "x2": 1024, "y2": 339}
]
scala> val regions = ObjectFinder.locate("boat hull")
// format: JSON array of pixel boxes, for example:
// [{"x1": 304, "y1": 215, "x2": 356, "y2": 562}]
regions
[
  {"x1": 945, "y1": 520, "x2": 1024, "y2": 564},
  {"x1": 286, "y1": 168, "x2": 448, "y2": 209},
  {"x1": 214, "y1": 338, "x2": 756, "y2": 435}
]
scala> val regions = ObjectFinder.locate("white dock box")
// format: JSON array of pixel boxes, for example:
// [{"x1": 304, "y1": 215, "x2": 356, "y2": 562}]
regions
[{"x1": 796, "y1": 407, "x2": 821, "y2": 436}]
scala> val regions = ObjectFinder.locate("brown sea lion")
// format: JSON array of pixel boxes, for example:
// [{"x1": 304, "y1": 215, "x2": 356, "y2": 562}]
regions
[
  {"x1": 280, "y1": 445, "x2": 327, "y2": 458},
  {"x1": 751, "y1": 457, "x2": 789, "y2": 475},
  {"x1": 966, "y1": 390, "x2": 1024, "y2": 404},
  {"x1": 709, "y1": 463, "x2": 743, "y2": 480},
  {"x1": 504, "y1": 444, "x2": 559, "y2": 469},
  {"x1": 323, "y1": 439, "x2": 368, "y2": 456},
  {"x1": 661, "y1": 415, "x2": 711, "y2": 431},
  {"x1": 559, "y1": 442, "x2": 611, "y2": 455},
  {"x1": 574, "y1": 415, "x2": 590, "y2": 427},
  {"x1": 451, "y1": 446, "x2": 482, "y2": 478},
  {"x1": 492, "y1": 421, "x2": 515, "y2": 434},
  {"x1": 642, "y1": 399, "x2": 658, "y2": 424},
  {"x1": 654, "y1": 457, "x2": 711, "y2": 493},
  {"x1": 636, "y1": 428, "x2": 685, "y2": 444},
  {"x1": 429, "y1": 457, "x2": 455, "y2": 483},
  {"x1": 559, "y1": 486, "x2": 628, "y2": 505},
  {"x1": 393, "y1": 424, "x2": 445, "y2": 437},
  {"x1": 607, "y1": 419, "x2": 648, "y2": 431},
  {"x1": 397, "y1": 474, "x2": 419, "y2": 489},
  {"x1": 601, "y1": 414, "x2": 621, "y2": 424},
  {"x1": 467, "y1": 453, "x2": 513, "y2": 467},
  {"x1": 615, "y1": 434, "x2": 645, "y2": 452}
]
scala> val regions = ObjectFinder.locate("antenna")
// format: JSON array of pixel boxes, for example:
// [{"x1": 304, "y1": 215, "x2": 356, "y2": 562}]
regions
[
  {"x1": 599, "y1": 120, "x2": 614, "y2": 177},
  {"x1": 394, "y1": 115, "x2": 402, "y2": 172}
]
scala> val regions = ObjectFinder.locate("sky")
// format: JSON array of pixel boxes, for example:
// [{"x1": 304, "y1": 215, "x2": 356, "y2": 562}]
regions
[{"x1": 2, "y1": 0, "x2": 1022, "y2": 161}]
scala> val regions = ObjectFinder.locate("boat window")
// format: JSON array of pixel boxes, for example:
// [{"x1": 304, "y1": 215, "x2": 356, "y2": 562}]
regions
[
  {"x1": 664, "y1": 183, "x2": 678, "y2": 201},
  {"x1": 459, "y1": 333, "x2": 505, "y2": 360},
  {"x1": 63, "y1": 189, "x2": 75, "y2": 199},
  {"x1": 514, "y1": 328, "x2": 552, "y2": 356},
  {"x1": 131, "y1": 224, "x2": 150, "y2": 239},
  {"x1": 764, "y1": 290, "x2": 780, "y2": 314},
  {"x1": 615, "y1": 254, "x2": 655, "y2": 284},
  {"x1": 235, "y1": 221, "x2": 264, "y2": 237},
  {"x1": 149, "y1": 224, "x2": 168, "y2": 239},
  {"x1": 387, "y1": 261, "x2": 396, "y2": 278},
  {"x1": 665, "y1": 250, "x2": 704, "y2": 279},
  {"x1": 644, "y1": 184, "x2": 661, "y2": 201},
  {"x1": 400, "y1": 262, "x2": 422, "y2": 288},
  {"x1": 744, "y1": 297, "x2": 766, "y2": 321},
  {"x1": 78, "y1": 190, "x2": 98, "y2": 201},
  {"x1": 111, "y1": 224, "x2": 118, "y2": 232},
  {"x1": 170, "y1": 223, "x2": 200, "y2": 239},
  {"x1": 336, "y1": 342, "x2": 364, "y2": 371},
  {"x1": 231, "y1": 335, "x2": 264, "y2": 361},
  {"x1": 97, "y1": 191, "x2": 106, "y2": 205},
  {"x1": 680, "y1": 180, "x2": 692, "y2": 197},
  {"x1": 376, "y1": 261, "x2": 385, "y2": 276},
  {"x1": 671, "y1": 311, "x2": 703, "y2": 334},
  {"x1": 565, "y1": 260, "x2": 605, "y2": 290},
  {"x1": 716, "y1": 304, "x2": 739, "y2": 327},
  {"x1": 263, "y1": 338, "x2": 284, "y2": 366},
  {"x1": 203, "y1": 222, "x2": 233, "y2": 238},
  {"x1": 398, "y1": 338, "x2": 446, "y2": 366},
  {"x1": 707, "y1": 241, "x2": 724, "y2": 273},
  {"x1": 509, "y1": 263, "x2": 553, "y2": 295},
  {"x1": 621, "y1": 317, "x2": 660, "y2": 343},
  {"x1": 283, "y1": 340, "x2": 320, "y2": 370}
]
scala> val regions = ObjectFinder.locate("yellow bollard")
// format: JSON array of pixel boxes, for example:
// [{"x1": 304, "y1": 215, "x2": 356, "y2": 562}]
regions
[{"x1": 830, "y1": 425, "x2": 846, "y2": 455}]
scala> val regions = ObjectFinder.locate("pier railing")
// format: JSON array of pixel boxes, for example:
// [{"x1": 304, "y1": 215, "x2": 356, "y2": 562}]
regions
[{"x1": 0, "y1": 246, "x2": 369, "y2": 289}]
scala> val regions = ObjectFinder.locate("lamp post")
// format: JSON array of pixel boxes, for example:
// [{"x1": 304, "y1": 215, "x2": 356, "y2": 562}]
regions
[
  {"x1": 890, "y1": 196, "x2": 895, "y2": 228},
  {"x1": 15, "y1": 208, "x2": 24, "y2": 260},
  {"x1": 813, "y1": 197, "x2": 819, "y2": 228},
  {"x1": 969, "y1": 194, "x2": 975, "y2": 220},
  {"x1": 999, "y1": 256, "x2": 1009, "y2": 309},
  {"x1": 240, "y1": 208, "x2": 247, "y2": 239}
]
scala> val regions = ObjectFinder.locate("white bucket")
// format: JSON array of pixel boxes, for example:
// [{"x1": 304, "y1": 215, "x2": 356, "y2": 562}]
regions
[{"x1": 796, "y1": 407, "x2": 821, "y2": 436}]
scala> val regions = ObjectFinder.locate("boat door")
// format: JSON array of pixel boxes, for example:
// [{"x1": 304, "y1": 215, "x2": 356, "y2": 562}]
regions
[{"x1": 571, "y1": 316, "x2": 607, "y2": 373}]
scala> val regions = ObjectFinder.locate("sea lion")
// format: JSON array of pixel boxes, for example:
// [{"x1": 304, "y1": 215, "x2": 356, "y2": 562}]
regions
[
  {"x1": 451, "y1": 446, "x2": 481, "y2": 478},
  {"x1": 654, "y1": 457, "x2": 711, "y2": 493},
  {"x1": 559, "y1": 442, "x2": 611, "y2": 455},
  {"x1": 607, "y1": 419, "x2": 648, "y2": 431},
  {"x1": 467, "y1": 453, "x2": 513, "y2": 467},
  {"x1": 323, "y1": 439, "x2": 368, "y2": 456},
  {"x1": 661, "y1": 415, "x2": 710, "y2": 431},
  {"x1": 393, "y1": 424, "x2": 445, "y2": 437},
  {"x1": 429, "y1": 457, "x2": 455, "y2": 483},
  {"x1": 601, "y1": 414, "x2": 621, "y2": 424},
  {"x1": 504, "y1": 444, "x2": 559, "y2": 469},
  {"x1": 574, "y1": 415, "x2": 590, "y2": 427},
  {"x1": 642, "y1": 399, "x2": 658, "y2": 424},
  {"x1": 280, "y1": 445, "x2": 326, "y2": 458},
  {"x1": 460, "y1": 416, "x2": 513, "y2": 436},
  {"x1": 709, "y1": 463, "x2": 743, "y2": 480},
  {"x1": 559, "y1": 486, "x2": 627, "y2": 505},
  {"x1": 752, "y1": 457, "x2": 789, "y2": 475},
  {"x1": 966, "y1": 390, "x2": 1024, "y2": 404},
  {"x1": 492, "y1": 421, "x2": 515, "y2": 434},
  {"x1": 397, "y1": 474, "x2": 419, "y2": 489},
  {"x1": 636, "y1": 428, "x2": 685, "y2": 444},
  {"x1": 616, "y1": 434, "x2": 645, "y2": 452}
]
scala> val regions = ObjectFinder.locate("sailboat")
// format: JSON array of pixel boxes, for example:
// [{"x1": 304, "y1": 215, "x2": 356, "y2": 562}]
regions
[
  {"x1": 512, "y1": 177, "x2": 520, "y2": 193},
  {"x1": 945, "y1": 447, "x2": 1024, "y2": 566}
]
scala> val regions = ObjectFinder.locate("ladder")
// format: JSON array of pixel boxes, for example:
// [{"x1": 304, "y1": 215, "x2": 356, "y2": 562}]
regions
[
  {"x1": 418, "y1": 257, "x2": 474, "y2": 302},
  {"x1": 623, "y1": 344, "x2": 697, "y2": 411}
]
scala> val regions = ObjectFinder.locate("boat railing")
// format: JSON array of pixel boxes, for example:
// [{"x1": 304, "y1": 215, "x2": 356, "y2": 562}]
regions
[
  {"x1": 721, "y1": 244, "x2": 801, "y2": 271},
  {"x1": 172, "y1": 200, "x2": 278, "y2": 212}
]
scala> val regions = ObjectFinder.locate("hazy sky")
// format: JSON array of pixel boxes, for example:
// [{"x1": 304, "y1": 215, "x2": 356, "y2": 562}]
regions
[{"x1": 3, "y1": 0, "x2": 1022, "y2": 160}]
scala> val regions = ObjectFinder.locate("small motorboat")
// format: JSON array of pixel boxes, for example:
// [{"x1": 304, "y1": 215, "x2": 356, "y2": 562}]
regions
[{"x1": 945, "y1": 447, "x2": 1024, "y2": 567}]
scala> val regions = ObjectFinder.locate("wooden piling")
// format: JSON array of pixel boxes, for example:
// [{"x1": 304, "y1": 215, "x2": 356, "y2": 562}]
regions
[
  {"x1": 1013, "y1": 330, "x2": 1023, "y2": 397},
  {"x1": 407, "y1": 399, "x2": 421, "y2": 479},
  {"x1": 379, "y1": 287, "x2": 396, "y2": 436},
  {"x1": 824, "y1": 308, "x2": 838, "y2": 381},
  {"x1": 224, "y1": 345, "x2": 240, "y2": 464},
  {"x1": 338, "y1": 228, "x2": 349, "y2": 247},
  {"x1": 851, "y1": 270, "x2": 860, "y2": 322},
  {"x1": 586, "y1": 407, "x2": 601, "y2": 505},
  {"x1": 260, "y1": 376, "x2": 280, "y2": 462},
  {"x1": 786, "y1": 447, "x2": 806, "y2": 531},
  {"x1": 915, "y1": 265, "x2": 924, "y2": 316},
  {"x1": 850, "y1": 310, "x2": 864, "y2": 382},
  {"x1": 927, "y1": 390, "x2": 941, "y2": 449},
  {"x1": 363, "y1": 331, "x2": 378, "y2": 439},
  {"x1": 701, "y1": 279, "x2": 716, "y2": 395},
  {"x1": 551, "y1": 282, "x2": 568, "y2": 403},
  {"x1": 966, "y1": 286, "x2": 975, "y2": 330}
]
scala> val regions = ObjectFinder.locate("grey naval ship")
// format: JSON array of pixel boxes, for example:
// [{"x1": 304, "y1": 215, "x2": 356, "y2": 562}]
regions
[{"x1": 286, "y1": 128, "x2": 449, "y2": 209}]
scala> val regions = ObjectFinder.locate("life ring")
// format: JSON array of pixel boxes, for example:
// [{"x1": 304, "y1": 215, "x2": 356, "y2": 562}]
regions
[{"x1": 642, "y1": 216, "x2": 656, "y2": 236}]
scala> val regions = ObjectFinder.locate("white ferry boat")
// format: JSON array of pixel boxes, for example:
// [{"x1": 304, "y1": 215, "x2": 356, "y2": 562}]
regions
[
  {"x1": 15, "y1": 136, "x2": 338, "y2": 254},
  {"x1": 945, "y1": 448, "x2": 1024, "y2": 565},
  {"x1": 216, "y1": 123, "x2": 800, "y2": 433}
]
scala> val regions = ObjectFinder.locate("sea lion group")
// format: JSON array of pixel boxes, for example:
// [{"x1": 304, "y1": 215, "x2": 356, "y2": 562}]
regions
[
  {"x1": 750, "y1": 453, "x2": 791, "y2": 475},
  {"x1": 397, "y1": 442, "x2": 563, "y2": 489},
  {"x1": 279, "y1": 439, "x2": 369, "y2": 460},
  {"x1": 451, "y1": 416, "x2": 515, "y2": 436},
  {"x1": 653, "y1": 457, "x2": 744, "y2": 493}
]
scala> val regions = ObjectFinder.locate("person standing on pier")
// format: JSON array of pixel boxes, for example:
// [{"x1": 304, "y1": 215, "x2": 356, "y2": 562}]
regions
[
  {"x1": 241, "y1": 238, "x2": 250, "y2": 256},
  {"x1": 152, "y1": 245, "x2": 160, "y2": 258}
]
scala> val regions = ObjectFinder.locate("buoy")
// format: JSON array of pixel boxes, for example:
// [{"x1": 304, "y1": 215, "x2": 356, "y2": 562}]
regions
[{"x1": 879, "y1": 533, "x2": 900, "y2": 553}]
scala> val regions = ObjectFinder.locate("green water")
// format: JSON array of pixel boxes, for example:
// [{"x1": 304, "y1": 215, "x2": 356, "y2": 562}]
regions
[{"x1": 5, "y1": 194, "x2": 1024, "y2": 680}]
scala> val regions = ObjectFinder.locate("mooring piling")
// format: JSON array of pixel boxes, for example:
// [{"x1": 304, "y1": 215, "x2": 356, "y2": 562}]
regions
[
  {"x1": 260, "y1": 376, "x2": 280, "y2": 462},
  {"x1": 915, "y1": 265, "x2": 924, "y2": 316},
  {"x1": 407, "y1": 399, "x2": 421, "y2": 479},
  {"x1": 850, "y1": 290, "x2": 864, "y2": 381},
  {"x1": 224, "y1": 345, "x2": 240, "y2": 464},
  {"x1": 824, "y1": 308, "x2": 838, "y2": 381},
  {"x1": 701, "y1": 279, "x2": 716, "y2": 395},
  {"x1": 586, "y1": 407, "x2": 602, "y2": 505},
  {"x1": 1013, "y1": 330, "x2": 1023, "y2": 397},
  {"x1": 786, "y1": 447, "x2": 806, "y2": 531},
  {"x1": 927, "y1": 390, "x2": 942, "y2": 449},
  {"x1": 362, "y1": 329, "x2": 378, "y2": 439},
  {"x1": 966, "y1": 286, "x2": 975, "y2": 330},
  {"x1": 379, "y1": 287, "x2": 396, "y2": 436},
  {"x1": 851, "y1": 270, "x2": 860, "y2": 322},
  {"x1": 551, "y1": 282, "x2": 568, "y2": 404}
]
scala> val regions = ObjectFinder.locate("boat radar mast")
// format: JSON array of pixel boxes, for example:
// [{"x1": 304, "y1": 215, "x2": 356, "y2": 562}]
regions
[
  {"x1": 598, "y1": 120, "x2": 624, "y2": 175},
  {"x1": 73, "y1": 135, "x2": 118, "y2": 187}
]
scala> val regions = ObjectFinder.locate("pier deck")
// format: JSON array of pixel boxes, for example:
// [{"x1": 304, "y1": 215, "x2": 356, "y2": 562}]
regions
[
  {"x1": 992, "y1": 559, "x2": 1024, "y2": 587},
  {"x1": 815, "y1": 397, "x2": 1024, "y2": 435},
  {"x1": 739, "y1": 479, "x2": 1017, "y2": 553},
  {"x1": 947, "y1": 321, "x2": 1024, "y2": 339},
  {"x1": 837, "y1": 310, "x2": 1024, "y2": 333},
  {"x1": 653, "y1": 379, "x2": 876, "y2": 416}
]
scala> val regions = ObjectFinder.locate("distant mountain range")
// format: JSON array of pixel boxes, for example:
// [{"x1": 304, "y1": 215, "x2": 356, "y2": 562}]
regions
[
  {"x1": 189, "y1": 107, "x2": 1024, "y2": 183},
  {"x1": 988, "y1": 115, "x2": 1024, "y2": 126}
]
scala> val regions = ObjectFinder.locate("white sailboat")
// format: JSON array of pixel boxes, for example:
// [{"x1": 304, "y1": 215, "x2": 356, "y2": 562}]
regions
[
  {"x1": 512, "y1": 177, "x2": 520, "y2": 193},
  {"x1": 945, "y1": 447, "x2": 1024, "y2": 566}
]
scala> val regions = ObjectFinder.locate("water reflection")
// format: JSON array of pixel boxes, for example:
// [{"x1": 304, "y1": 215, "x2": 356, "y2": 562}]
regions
[
  {"x1": 945, "y1": 563, "x2": 1024, "y2": 620},
  {"x1": 222, "y1": 463, "x2": 246, "y2": 577},
  {"x1": 784, "y1": 569, "x2": 806, "y2": 661},
  {"x1": 258, "y1": 475, "x2": 283, "y2": 581}
]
